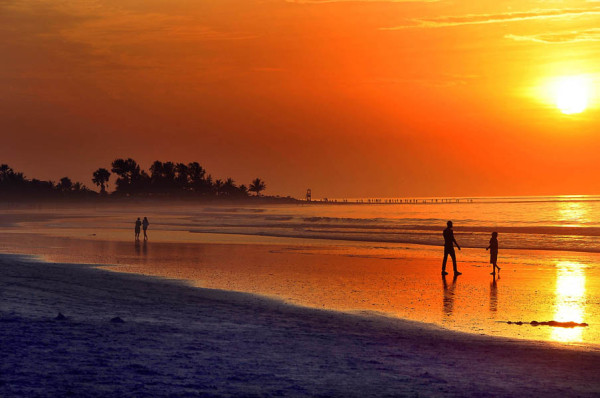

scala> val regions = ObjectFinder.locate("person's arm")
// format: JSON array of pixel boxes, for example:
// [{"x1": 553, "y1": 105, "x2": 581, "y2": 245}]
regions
[{"x1": 453, "y1": 233, "x2": 461, "y2": 250}]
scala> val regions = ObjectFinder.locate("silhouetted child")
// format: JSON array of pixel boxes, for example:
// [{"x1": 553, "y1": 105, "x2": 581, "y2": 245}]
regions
[{"x1": 486, "y1": 232, "x2": 500, "y2": 275}]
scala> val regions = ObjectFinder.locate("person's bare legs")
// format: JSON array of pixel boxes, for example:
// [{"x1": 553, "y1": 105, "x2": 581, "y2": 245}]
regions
[
  {"x1": 450, "y1": 250, "x2": 461, "y2": 275},
  {"x1": 442, "y1": 250, "x2": 449, "y2": 275}
]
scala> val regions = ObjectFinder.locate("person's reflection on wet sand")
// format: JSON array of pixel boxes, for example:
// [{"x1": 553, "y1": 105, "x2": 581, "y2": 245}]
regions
[
  {"x1": 442, "y1": 274, "x2": 458, "y2": 317},
  {"x1": 142, "y1": 239, "x2": 148, "y2": 256},
  {"x1": 489, "y1": 274, "x2": 499, "y2": 313},
  {"x1": 135, "y1": 239, "x2": 141, "y2": 255}
]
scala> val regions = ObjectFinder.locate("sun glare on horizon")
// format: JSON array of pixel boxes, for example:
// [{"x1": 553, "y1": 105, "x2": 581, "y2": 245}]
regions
[{"x1": 552, "y1": 76, "x2": 592, "y2": 115}]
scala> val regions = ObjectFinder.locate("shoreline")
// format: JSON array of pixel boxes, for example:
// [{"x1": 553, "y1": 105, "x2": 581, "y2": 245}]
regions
[
  {"x1": 3, "y1": 250, "x2": 595, "y2": 351},
  {"x1": 2, "y1": 254, "x2": 599, "y2": 396},
  {"x1": 1, "y1": 231, "x2": 599, "y2": 348}
]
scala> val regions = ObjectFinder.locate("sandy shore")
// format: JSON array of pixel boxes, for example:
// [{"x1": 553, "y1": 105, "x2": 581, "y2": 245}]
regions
[
  {"x1": 2, "y1": 230, "x2": 599, "y2": 346},
  {"x1": 1, "y1": 254, "x2": 599, "y2": 397}
]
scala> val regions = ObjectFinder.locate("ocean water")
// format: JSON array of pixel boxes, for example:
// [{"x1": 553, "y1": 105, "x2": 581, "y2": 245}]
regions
[
  {"x1": 164, "y1": 195, "x2": 600, "y2": 254},
  {"x1": 10, "y1": 195, "x2": 600, "y2": 253}
]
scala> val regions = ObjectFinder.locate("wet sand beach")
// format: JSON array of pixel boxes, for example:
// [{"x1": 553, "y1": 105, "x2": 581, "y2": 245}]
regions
[
  {"x1": 2, "y1": 254, "x2": 600, "y2": 397},
  {"x1": 1, "y1": 231, "x2": 599, "y2": 347}
]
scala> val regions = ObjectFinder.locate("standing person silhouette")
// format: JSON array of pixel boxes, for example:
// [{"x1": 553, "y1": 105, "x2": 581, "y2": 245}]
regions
[
  {"x1": 142, "y1": 217, "x2": 150, "y2": 241},
  {"x1": 486, "y1": 232, "x2": 500, "y2": 275},
  {"x1": 442, "y1": 220, "x2": 462, "y2": 276},
  {"x1": 135, "y1": 217, "x2": 142, "y2": 241}
]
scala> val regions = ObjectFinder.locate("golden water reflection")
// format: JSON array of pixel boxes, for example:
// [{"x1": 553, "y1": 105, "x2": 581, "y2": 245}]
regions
[
  {"x1": 489, "y1": 276, "x2": 498, "y2": 314},
  {"x1": 551, "y1": 261, "x2": 586, "y2": 343},
  {"x1": 442, "y1": 275, "x2": 457, "y2": 317},
  {"x1": 557, "y1": 201, "x2": 589, "y2": 226}
]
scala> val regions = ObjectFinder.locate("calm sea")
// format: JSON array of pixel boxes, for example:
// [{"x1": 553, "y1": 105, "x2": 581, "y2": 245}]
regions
[{"x1": 180, "y1": 195, "x2": 600, "y2": 254}]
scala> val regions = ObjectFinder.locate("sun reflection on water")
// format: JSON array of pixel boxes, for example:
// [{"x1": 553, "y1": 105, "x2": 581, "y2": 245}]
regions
[
  {"x1": 557, "y1": 201, "x2": 589, "y2": 226},
  {"x1": 551, "y1": 261, "x2": 586, "y2": 343}
]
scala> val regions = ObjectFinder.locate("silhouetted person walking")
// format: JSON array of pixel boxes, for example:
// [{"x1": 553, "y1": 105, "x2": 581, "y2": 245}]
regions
[
  {"x1": 142, "y1": 217, "x2": 150, "y2": 241},
  {"x1": 442, "y1": 220, "x2": 461, "y2": 275},
  {"x1": 135, "y1": 217, "x2": 141, "y2": 241},
  {"x1": 486, "y1": 232, "x2": 500, "y2": 275}
]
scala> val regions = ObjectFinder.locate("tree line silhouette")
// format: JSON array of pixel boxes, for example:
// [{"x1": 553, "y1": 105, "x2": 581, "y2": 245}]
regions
[{"x1": 0, "y1": 158, "x2": 268, "y2": 200}]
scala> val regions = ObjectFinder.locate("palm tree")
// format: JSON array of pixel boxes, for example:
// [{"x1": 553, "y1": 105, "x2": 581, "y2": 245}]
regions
[
  {"x1": 0, "y1": 164, "x2": 26, "y2": 190},
  {"x1": 149, "y1": 160, "x2": 164, "y2": 179},
  {"x1": 248, "y1": 178, "x2": 266, "y2": 196},
  {"x1": 149, "y1": 160, "x2": 177, "y2": 194},
  {"x1": 213, "y1": 179, "x2": 224, "y2": 196},
  {"x1": 162, "y1": 161, "x2": 176, "y2": 191},
  {"x1": 221, "y1": 178, "x2": 238, "y2": 197},
  {"x1": 111, "y1": 158, "x2": 141, "y2": 195},
  {"x1": 92, "y1": 168, "x2": 111, "y2": 195},
  {"x1": 188, "y1": 162, "x2": 208, "y2": 195},
  {"x1": 0, "y1": 164, "x2": 12, "y2": 180},
  {"x1": 149, "y1": 160, "x2": 165, "y2": 194},
  {"x1": 175, "y1": 163, "x2": 189, "y2": 191},
  {"x1": 204, "y1": 175, "x2": 214, "y2": 196},
  {"x1": 57, "y1": 177, "x2": 73, "y2": 192},
  {"x1": 138, "y1": 170, "x2": 151, "y2": 195},
  {"x1": 237, "y1": 184, "x2": 249, "y2": 197}
]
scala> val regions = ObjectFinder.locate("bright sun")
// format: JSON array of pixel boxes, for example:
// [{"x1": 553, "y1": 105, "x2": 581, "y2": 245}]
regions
[{"x1": 552, "y1": 76, "x2": 591, "y2": 115}]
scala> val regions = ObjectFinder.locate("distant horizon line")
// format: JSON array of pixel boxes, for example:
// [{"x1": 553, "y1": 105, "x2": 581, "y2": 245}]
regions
[{"x1": 316, "y1": 194, "x2": 600, "y2": 203}]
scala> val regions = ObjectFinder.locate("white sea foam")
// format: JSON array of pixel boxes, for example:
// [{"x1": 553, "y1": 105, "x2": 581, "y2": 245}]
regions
[{"x1": 176, "y1": 196, "x2": 600, "y2": 253}]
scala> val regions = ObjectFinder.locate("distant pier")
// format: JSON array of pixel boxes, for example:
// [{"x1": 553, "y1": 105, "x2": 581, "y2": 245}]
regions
[{"x1": 311, "y1": 197, "x2": 475, "y2": 204}]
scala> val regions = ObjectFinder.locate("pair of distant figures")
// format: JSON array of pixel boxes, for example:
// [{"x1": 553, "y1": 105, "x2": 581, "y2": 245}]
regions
[
  {"x1": 135, "y1": 217, "x2": 150, "y2": 241},
  {"x1": 442, "y1": 220, "x2": 499, "y2": 276}
]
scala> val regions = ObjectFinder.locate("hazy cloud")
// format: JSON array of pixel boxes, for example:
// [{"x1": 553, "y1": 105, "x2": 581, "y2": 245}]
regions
[
  {"x1": 364, "y1": 73, "x2": 479, "y2": 88},
  {"x1": 505, "y1": 28, "x2": 600, "y2": 43},
  {"x1": 287, "y1": 0, "x2": 438, "y2": 3},
  {"x1": 0, "y1": 1, "x2": 257, "y2": 46},
  {"x1": 62, "y1": 13, "x2": 258, "y2": 46},
  {"x1": 381, "y1": 7, "x2": 600, "y2": 29}
]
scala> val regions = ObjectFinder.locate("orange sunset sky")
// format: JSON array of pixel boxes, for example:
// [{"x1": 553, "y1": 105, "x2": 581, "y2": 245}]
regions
[{"x1": 1, "y1": 0, "x2": 599, "y2": 198}]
